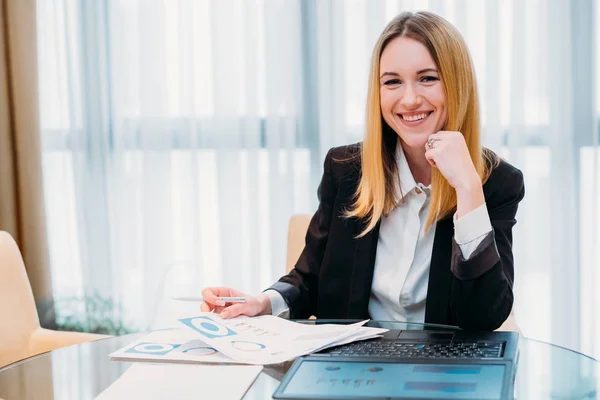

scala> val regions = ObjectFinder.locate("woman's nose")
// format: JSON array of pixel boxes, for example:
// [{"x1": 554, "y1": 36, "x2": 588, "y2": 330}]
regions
[{"x1": 400, "y1": 84, "x2": 421, "y2": 108}]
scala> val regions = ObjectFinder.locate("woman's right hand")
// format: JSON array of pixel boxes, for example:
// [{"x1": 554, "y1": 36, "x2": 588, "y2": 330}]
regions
[{"x1": 200, "y1": 287, "x2": 272, "y2": 319}]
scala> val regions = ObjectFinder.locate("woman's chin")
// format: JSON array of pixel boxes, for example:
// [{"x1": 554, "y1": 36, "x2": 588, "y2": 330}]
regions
[{"x1": 399, "y1": 134, "x2": 428, "y2": 151}]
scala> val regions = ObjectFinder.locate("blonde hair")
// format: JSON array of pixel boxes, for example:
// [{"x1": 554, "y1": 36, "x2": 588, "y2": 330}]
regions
[{"x1": 345, "y1": 11, "x2": 497, "y2": 237}]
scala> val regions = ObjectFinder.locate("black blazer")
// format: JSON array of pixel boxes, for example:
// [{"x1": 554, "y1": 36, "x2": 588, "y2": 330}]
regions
[{"x1": 269, "y1": 143, "x2": 525, "y2": 330}]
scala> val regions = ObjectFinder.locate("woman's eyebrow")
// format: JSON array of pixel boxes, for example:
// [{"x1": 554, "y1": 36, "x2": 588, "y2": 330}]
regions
[
  {"x1": 417, "y1": 68, "x2": 438, "y2": 74},
  {"x1": 380, "y1": 72, "x2": 399, "y2": 79},
  {"x1": 380, "y1": 68, "x2": 438, "y2": 79}
]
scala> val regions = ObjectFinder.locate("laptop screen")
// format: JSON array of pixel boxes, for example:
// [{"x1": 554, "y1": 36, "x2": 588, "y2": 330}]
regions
[{"x1": 278, "y1": 359, "x2": 507, "y2": 399}]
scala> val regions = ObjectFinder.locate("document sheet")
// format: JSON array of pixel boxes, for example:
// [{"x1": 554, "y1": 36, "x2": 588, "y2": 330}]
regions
[
  {"x1": 110, "y1": 313, "x2": 388, "y2": 365},
  {"x1": 95, "y1": 363, "x2": 263, "y2": 400}
]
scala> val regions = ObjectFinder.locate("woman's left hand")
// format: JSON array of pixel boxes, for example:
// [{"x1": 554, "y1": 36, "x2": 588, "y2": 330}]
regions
[{"x1": 424, "y1": 131, "x2": 480, "y2": 191}]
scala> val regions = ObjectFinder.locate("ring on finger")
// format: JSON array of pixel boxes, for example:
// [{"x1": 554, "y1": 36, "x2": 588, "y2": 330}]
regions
[{"x1": 426, "y1": 138, "x2": 439, "y2": 150}]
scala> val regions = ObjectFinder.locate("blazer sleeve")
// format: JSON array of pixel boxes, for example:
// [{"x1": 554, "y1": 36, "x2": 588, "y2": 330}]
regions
[
  {"x1": 267, "y1": 148, "x2": 338, "y2": 319},
  {"x1": 448, "y1": 168, "x2": 525, "y2": 330}
]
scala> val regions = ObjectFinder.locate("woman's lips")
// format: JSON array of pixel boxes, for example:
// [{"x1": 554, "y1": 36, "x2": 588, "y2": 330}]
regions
[{"x1": 397, "y1": 111, "x2": 433, "y2": 127}]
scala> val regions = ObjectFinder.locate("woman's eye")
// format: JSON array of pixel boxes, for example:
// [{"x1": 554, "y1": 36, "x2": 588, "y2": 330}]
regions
[
  {"x1": 384, "y1": 79, "x2": 401, "y2": 85},
  {"x1": 420, "y1": 76, "x2": 439, "y2": 83}
]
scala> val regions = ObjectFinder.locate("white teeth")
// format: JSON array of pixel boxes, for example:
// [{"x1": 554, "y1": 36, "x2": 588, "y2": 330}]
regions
[{"x1": 401, "y1": 113, "x2": 429, "y2": 122}]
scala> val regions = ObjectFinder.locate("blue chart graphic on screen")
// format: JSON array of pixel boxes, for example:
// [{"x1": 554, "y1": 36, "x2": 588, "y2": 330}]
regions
[
  {"x1": 406, "y1": 366, "x2": 480, "y2": 393},
  {"x1": 125, "y1": 342, "x2": 181, "y2": 356},
  {"x1": 405, "y1": 382, "x2": 477, "y2": 393},
  {"x1": 414, "y1": 366, "x2": 481, "y2": 375},
  {"x1": 282, "y1": 361, "x2": 505, "y2": 399},
  {"x1": 179, "y1": 316, "x2": 237, "y2": 339}
]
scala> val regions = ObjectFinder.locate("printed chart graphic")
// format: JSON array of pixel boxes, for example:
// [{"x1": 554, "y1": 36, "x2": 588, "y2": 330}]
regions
[
  {"x1": 176, "y1": 314, "x2": 385, "y2": 365},
  {"x1": 125, "y1": 342, "x2": 181, "y2": 356},
  {"x1": 230, "y1": 341, "x2": 267, "y2": 352},
  {"x1": 110, "y1": 328, "x2": 234, "y2": 364},
  {"x1": 179, "y1": 316, "x2": 237, "y2": 339},
  {"x1": 178, "y1": 339, "x2": 220, "y2": 356},
  {"x1": 182, "y1": 346, "x2": 218, "y2": 356}
]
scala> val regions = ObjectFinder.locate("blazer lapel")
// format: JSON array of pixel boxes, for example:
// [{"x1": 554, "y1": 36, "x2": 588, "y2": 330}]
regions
[
  {"x1": 425, "y1": 216, "x2": 454, "y2": 325},
  {"x1": 346, "y1": 218, "x2": 380, "y2": 319}
]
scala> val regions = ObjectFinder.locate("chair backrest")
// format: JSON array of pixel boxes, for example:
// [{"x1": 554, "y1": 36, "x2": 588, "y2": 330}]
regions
[
  {"x1": 0, "y1": 231, "x2": 41, "y2": 367},
  {"x1": 286, "y1": 214, "x2": 312, "y2": 274},
  {"x1": 284, "y1": 215, "x2": 522, "y2": 334}
]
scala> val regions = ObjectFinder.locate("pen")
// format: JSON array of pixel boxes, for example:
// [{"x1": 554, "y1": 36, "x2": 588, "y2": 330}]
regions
[{"x1": 172, "y1": 296, "x2": 247, "y2": 303}]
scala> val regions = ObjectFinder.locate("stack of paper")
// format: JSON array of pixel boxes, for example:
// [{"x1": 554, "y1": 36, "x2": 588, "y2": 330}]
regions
[{"x1": 110, "y1": 313, "x2": 387, "y2": 365}]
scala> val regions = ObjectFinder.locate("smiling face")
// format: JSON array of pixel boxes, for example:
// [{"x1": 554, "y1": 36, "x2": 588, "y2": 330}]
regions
[{"x1": 379, "y1": 36, "x2": 447, "y2": 151}]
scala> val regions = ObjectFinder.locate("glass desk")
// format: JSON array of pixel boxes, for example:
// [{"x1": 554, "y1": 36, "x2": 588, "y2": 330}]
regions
[{"x1": 0, "y1": 320, "x2": 597, "y2": 399}]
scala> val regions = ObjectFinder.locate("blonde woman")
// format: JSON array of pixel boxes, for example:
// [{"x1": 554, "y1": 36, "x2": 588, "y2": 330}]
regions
[{"x1": 202, "y1": 11, "x2": 524, "y2": 330}]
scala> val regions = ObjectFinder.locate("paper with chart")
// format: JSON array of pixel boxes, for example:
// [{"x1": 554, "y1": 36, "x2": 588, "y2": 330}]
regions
[
  {"x1": 177, "y1": 313, "x2": 388, "y2": 364},
  {"x1": 109, "y1": 314, "x2": 388, "y2": 365},
  {"x1": 110, "y1": 328, "x2": 234, "y2": 364}
]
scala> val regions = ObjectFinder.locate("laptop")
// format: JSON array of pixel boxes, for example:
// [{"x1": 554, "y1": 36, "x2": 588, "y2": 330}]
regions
[{"x1": 273, "y1": 328, "x2": 519, "y2": 400}]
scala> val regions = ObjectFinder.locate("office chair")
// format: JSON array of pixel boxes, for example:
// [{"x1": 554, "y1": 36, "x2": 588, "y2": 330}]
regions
[
  {"x1": 0, "y1": 231, "x2": 108, "y2": 368},
  {"x1": 285, "y1": 214, "x2": 522, "y2": 334}
]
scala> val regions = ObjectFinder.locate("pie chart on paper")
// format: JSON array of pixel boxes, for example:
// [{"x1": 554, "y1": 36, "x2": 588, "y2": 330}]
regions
[
  {"x1": 183, "y1": 346, "x2": 218, "y2": 356},
  {"x1": 231, "y1": 341, "x2": 267, "y2": 352}
]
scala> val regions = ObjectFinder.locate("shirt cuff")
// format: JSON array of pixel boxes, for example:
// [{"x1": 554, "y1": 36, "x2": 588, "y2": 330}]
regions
[
  {"x1": 454, "y1": 203, "x2": 492, "y2": 244},
  {"x1": 263, "y1": 289, "x2": 290, "y2": 319},
  {"x1": 454, "y1": 203, "x2": 493, "y2": 260}
]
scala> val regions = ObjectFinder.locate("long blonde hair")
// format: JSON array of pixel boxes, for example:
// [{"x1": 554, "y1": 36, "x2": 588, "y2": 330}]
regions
[{"x1": 346, "y1": 11, "x2": 496, "y2": 237}]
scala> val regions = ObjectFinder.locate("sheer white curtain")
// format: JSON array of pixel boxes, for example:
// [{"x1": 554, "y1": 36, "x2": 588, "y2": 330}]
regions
[
  {"x1": 37, "y1": 0, "x2": 313, "y2": 331},
  {"x1": 37, "y1": 0, "x2": 598, "y2": 358}
]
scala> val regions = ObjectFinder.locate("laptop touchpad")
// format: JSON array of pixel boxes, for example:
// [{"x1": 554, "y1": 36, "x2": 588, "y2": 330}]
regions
[{"x1": 398, "y1": 331, "x2": 455, "y2": 341}]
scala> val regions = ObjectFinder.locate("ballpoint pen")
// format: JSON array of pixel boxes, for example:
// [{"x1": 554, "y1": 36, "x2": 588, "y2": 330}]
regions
[{"x1": 172, "y1": 296, "x2": 247, "y2": 303}]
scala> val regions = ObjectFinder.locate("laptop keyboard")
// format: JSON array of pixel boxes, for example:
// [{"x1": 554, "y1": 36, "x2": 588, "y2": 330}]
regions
[{"x1": 320, "y1": 340, "x2": 504, "y2": 359}]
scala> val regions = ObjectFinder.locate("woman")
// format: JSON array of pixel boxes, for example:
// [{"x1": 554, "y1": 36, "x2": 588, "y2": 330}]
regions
[{"x1": 201, "y1": 11, "x2": 524, "y2": 330}]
